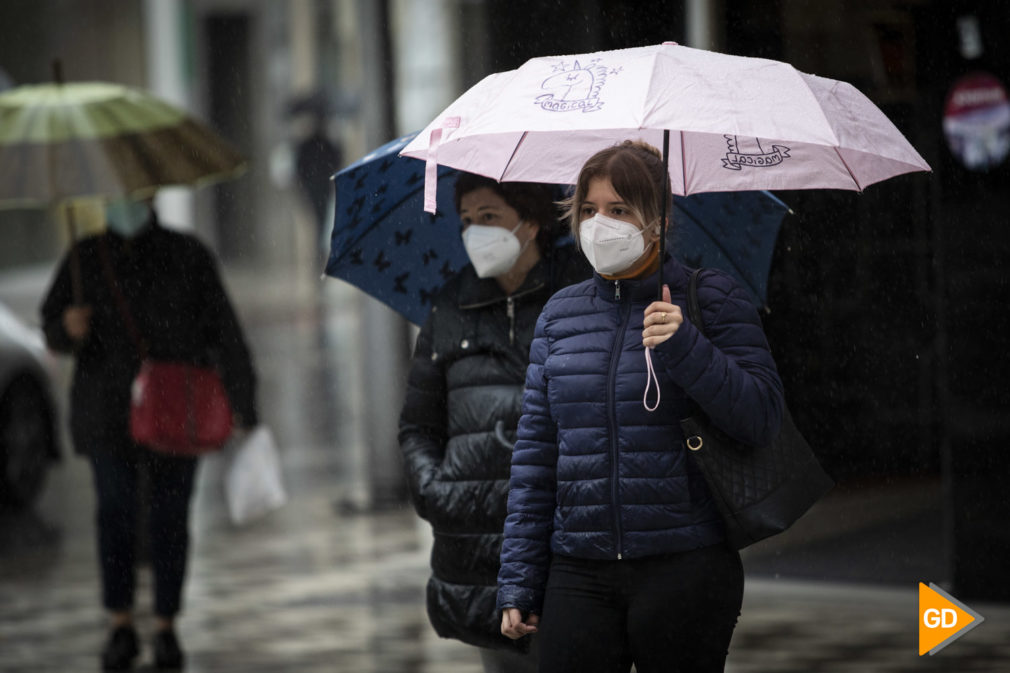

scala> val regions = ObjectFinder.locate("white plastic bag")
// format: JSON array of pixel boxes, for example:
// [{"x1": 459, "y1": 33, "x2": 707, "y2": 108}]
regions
[{"x1": 223, "y1": 425, "x2": 287, "y2": 525}]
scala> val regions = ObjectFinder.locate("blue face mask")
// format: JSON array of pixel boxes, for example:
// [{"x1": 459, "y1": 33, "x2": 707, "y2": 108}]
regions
[{"x1": 105, "y1": 199, "x2": 151, "y2": 238}]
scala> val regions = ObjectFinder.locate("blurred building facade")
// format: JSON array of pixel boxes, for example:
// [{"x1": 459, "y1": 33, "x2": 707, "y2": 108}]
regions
[{"x1": 1, "y1": 0, "x2": 1007, "y2": 601}]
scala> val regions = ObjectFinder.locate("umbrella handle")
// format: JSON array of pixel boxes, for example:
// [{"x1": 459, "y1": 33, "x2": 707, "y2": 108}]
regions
[{"x1": 657, "y1": 129, "x2": 670, "y2": 300}]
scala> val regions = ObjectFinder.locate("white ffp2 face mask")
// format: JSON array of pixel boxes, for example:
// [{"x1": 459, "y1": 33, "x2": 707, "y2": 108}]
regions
[
  {"x1": 461, "y1": 221, "x2": 527, "y2": 278},
  {"x1": 579, "y1": 213, "x2": 651, "y2": 275}
]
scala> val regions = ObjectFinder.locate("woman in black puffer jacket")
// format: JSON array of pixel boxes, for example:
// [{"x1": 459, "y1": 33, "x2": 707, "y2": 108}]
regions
[{"x1": 398, "y1": 173, "x2": 589, "y2": 672}]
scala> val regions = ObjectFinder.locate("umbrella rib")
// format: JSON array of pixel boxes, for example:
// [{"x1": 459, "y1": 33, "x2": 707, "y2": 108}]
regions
[
  {"x1": 500, "y1": 131, "x2": 529, "y2": 182},
  {"x1": 680, "y1": 130, "x2": 687, "y2": 196},
  {"x1": 20, "y1": 104, "x2": 47, "y2": 200},
  {"x1": 92, "y1": 101, "x2": 162, "y2": 192},
  {"x1": 833, "y1": 147, "x2": 863, "y2": 192}
]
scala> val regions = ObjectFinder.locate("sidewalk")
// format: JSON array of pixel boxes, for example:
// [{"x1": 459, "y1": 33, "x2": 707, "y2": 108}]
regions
[{"x1": 731, "y1": 576, "x2": 1009, "y2": 672}]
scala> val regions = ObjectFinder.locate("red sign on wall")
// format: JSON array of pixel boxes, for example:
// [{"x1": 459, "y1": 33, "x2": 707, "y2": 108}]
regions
[{"x1": 943, "y1": 72, "x2": 1010, "y2": 171}]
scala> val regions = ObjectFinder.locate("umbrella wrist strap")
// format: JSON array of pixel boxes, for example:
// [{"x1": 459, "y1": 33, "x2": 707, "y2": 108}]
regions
[{"x1": 643, "y1": 347, "x2": 661, "y2": 412}]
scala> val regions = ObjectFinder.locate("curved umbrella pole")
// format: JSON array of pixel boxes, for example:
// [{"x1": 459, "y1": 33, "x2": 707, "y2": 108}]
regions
[
  {"x1": 65, "y1": 211, "x2": 84, "y2": 305},
  {"x1": 50, "y1": 60, "x2": 83, "y2": 305}
]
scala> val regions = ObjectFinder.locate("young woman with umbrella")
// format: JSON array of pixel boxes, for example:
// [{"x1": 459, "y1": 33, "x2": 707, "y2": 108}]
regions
[
  {"x1": 496, "y1": 141, "x2": 785, "y2": 672},
  {"x1": 398, "y1": 173, "x2": 589, "y2": 672}
]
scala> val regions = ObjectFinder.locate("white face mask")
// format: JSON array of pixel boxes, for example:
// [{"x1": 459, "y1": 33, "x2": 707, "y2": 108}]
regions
[
  {"x1": 461, "y1": 221, "x2": 528, "y2": 278},
  {"x1": 579, "y1": 212, "x2": 652, "y2": 275},
  {"x1": 106, "y1": 199, "x2": 151, "y2": 238}
]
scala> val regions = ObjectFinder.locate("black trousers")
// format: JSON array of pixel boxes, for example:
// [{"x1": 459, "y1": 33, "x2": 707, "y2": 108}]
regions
[
  {"x1": 90, "y1": 450, "x2": 198, "y2": 618},
  {"x1": 536, "y1": 544, "x2": 744, "y2": 673}
]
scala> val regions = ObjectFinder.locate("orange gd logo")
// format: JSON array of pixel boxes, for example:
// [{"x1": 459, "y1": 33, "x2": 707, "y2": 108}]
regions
[{"x1": 918, "y1": 582, "x2": 984, "y2": 655}]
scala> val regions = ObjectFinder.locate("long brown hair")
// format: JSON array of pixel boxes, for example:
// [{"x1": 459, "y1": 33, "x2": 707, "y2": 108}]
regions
[{"x1": 563, "y1": 140, "x2": 671, "y2": 242}]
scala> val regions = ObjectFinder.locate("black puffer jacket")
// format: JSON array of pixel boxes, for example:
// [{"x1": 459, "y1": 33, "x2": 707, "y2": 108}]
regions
[{"x1": 398, "y1": 244, "x2": 588, "y2": 651}]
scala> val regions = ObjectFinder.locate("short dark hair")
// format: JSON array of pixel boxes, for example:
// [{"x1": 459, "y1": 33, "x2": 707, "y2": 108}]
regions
[{"x1": 453, "y1": 173, "x2": 563, "y2": 255}]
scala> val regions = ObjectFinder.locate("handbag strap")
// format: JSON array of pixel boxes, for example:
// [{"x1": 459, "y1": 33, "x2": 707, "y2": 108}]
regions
[
  {"x1": 686, "y1": 268, "x2": 707, "y2": 338},
  {"x1": 96, "y1": 238, "x2": 149, "y2": 360}
]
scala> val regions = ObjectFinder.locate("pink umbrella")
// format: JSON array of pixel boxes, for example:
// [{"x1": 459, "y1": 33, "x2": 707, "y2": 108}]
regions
[
  {"x1": 403, "y1": 42, "x2": 932, "y2": 412},
  {"x1": 402, "y1": 42, "x2": 930, "y2": 209},
  {"x1": 402, "y1": 42, "x2": 930, "y2": 301}
]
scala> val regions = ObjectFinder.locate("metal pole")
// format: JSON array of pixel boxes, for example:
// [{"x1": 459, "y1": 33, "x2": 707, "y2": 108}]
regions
[
  {"x1": 350, "y1": 0, "x2": 408, "y2": 510},
  {"x1": 141, "y1": 0, "x2": 194, "y2": 231},
  {"x1": 686, "y1": 0, "x2": 724, "y2": 52}
]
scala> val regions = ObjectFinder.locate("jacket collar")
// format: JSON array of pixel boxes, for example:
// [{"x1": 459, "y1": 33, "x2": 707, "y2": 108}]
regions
[
  {"x1": 457, "y1": 258, "x2": 550, "y2": 310},
  {"x1": 591, "y1": 254, "x2": 690, "y2": 302}
]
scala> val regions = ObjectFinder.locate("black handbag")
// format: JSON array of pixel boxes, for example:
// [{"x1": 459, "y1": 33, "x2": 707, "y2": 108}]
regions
[{"x1": 680, "y1": 269, "x2": 834, "y2": 550}]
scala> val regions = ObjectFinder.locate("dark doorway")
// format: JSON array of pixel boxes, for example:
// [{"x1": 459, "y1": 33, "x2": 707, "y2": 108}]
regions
[{"x1": 204, "y1": 13, "x2": 254, "y2": 262}]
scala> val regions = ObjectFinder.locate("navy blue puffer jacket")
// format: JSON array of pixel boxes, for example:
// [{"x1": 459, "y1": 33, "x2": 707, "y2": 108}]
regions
[{"x1": 497, "y1": 256, "x2": 783, "y2": 615}]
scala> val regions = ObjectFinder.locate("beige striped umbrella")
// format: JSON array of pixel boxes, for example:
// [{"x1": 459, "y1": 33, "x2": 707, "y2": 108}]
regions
[
  {"x1": 0, "y1": 81, "x2": 246, "y2": 208},
  {"x1": 0, "y1": 77, "x2": 247, "y2": 302}
]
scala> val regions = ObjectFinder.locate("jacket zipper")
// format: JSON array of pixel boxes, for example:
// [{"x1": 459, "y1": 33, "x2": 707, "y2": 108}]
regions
[
  {"x1": 614, "y1": 279, "x2": 621, "y2": 301},
  {"x1": 460, "y1": 282, "x2": 537, "y2": 345},
  {"x1": 607, "y1": 285, "x2": 631, "y2": 559},
  {"x1": 458, "y1": 281, "x2": 545, "y2": 312},
  {"x1": 506, "y1": 296, "x2": 515, "y2": 345}
]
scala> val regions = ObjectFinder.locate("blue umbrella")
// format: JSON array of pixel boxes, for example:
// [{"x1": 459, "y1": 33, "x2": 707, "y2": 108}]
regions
[
  {"x1": 326, "y1": 131, "x2": 790, "y2": 325},
  {"x1": 325, "y1": 133, "x2": 470, "y2": 326},
  {"x1": 669, "y1": 190, "x2": 791, "y2": 309}
]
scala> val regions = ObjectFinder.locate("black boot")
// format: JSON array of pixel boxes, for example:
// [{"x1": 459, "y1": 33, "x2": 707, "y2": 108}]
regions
[
  {"x1": 101, "y1": 625, "x2": 140, "y2": 671},
  {"x1": 153, "y1": 629, "x2": 185, "y2": 670}
]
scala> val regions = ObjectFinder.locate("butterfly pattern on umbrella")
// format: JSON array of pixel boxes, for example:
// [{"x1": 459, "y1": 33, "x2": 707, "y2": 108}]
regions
[{"x1": 325, "y1": 133, "x2": 470, "y2": 326}]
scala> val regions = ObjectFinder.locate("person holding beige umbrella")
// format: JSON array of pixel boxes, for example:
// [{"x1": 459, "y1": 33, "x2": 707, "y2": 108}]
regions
[{"x1": 2, "y1": 69, "x2": 255, "y2": 671}]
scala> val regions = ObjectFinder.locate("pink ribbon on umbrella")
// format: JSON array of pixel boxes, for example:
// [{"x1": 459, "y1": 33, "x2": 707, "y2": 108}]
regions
[{"x1": 423, "y1": 116, "x2": 460, "y2": 214}]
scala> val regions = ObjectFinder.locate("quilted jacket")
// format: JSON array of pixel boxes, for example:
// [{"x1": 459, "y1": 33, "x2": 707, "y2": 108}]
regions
[
  {"x1": 496, "y1": 256, "x2": 783, "y2": 615},
  {"x1": 398, "y1": 244, "x2": 589, "y2": 650}
]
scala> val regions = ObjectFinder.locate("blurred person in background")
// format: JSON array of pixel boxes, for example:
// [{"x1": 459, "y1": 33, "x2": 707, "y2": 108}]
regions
[
  {"x1": 293, "y1": 110, "x2": 342, "y2": 263},
  {"x1": 398, "y1": 173, "x2": 590, "y2": 673},
  {"x1": 40, "y1": 198, "x2": 258, "y2": 671}
]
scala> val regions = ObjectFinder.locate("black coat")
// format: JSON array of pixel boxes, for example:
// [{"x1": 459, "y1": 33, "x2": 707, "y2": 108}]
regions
[
  {"x1": 398, "y1": 244, "x2": 589, "y2": 651},
  {"x1": 40, "y1": 221, "x2": 258, "y2": 456}
]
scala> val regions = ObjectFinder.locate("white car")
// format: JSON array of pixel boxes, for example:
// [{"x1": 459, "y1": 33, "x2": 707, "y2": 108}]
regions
[{"x1": 0, "y1": 300, "x2": 61, "y2": 507}]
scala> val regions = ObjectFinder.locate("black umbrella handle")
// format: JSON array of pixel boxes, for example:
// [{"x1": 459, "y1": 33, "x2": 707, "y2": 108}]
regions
[{"x1": 658, "y1": 129, "x2": 670, "y2": 300}]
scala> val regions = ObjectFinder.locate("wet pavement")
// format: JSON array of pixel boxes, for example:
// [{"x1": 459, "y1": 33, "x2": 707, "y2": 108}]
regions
[{"x1": 1, "y1": 261, "x2": 1008, "y2": 672}]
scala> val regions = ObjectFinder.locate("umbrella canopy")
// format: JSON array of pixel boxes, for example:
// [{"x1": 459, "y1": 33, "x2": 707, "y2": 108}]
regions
[
  {"x1": 671, "y1": 190, "x2": 790, "y2": 307},
  {"x1": 402, "y1": 43, "x2": 930, "y2": 204},
  {"x1": 0, "y1": 81, "x2": 247, "y2": 208},
  {"x1": 325, "y1": 133, "x2": 471, "y2": 326},
  {"x1": 326, "y1": 131, "x2": 791, "y2": 325}
]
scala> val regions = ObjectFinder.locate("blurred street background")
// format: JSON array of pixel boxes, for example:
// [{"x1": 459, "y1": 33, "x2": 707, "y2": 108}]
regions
[{"x1": 2, "y1": 0, "x2": 1010, "y2": 671}]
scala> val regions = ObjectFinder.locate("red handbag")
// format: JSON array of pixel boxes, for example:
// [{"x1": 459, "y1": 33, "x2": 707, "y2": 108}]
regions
[
  {"x1": 130, "y1": 359, "x2": 233, "y2": 455},
  {"x1": 99, "y1": 240, "x2": 233, "y2": 456}
]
